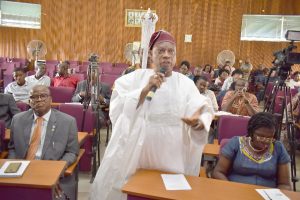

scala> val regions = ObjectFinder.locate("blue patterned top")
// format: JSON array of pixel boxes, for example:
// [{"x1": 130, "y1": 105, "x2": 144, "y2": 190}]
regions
[{"x1": 221, "y1": 136, "x2": 291, "y2": 188}]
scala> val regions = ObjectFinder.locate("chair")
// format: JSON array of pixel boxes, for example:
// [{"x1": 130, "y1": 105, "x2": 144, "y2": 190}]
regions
[
  {"x1": 46, "y1": 60, "x2": 59, "y2": 65},
  {"x1": 27, "y1": 71, "x2": 36, "y2": 76},
  {"x1": 100, "y1": 62, "x2": 113, "y2": 74},
  {"x1": 11, "y1": 58, "x2": 28, "y2": 67},
  {"x1": 217, "y1": 115, "x2": 250, "y2": 144},
  {"x1": 114, "y1": 63, "x2": 129, "y2": 69},
  {"x1": 71, "y1": 73, "x2": 85, "y2": 82},
  {"x1": 16, "y1": 102, "x2": 29, "y2": 112},
  {"x1": 100, "y1": 74, "x2": 119, "y2": 87},
  {"x1": 46, "y1": 63, "x2": 57, "y2": 78},
  {"x1": 0, "y1": 120, "x2": 5, "y2": 153},
  {"x1": 80, "y1": 107, "x2": 96, "y2": 171},
  {"x1": 59, "y1": 104, "x2": 84, "y2": 131},
  {"x1": 49, "y1": 86, "x2": 75, "y2": 103},
  {"x1": 109, "y1": 66, "x2": 125, "y2": 75}
]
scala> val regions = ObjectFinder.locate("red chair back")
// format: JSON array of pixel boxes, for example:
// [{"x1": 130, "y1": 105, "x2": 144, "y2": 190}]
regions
[
  {"x1": 217, "y1": 115, "x2": 250, "y2": 144},
  {"x1": 59, "y1": 103, "x2": 84, "y2": 131},
  {"x1": 49, "y1": 86, "x2": 75, "y2": 103}
]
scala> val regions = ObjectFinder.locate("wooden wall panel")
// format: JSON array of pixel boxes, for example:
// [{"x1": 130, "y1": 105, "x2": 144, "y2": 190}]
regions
[{"x1": 0, "y1": 0, "x2": 299, "y2": 69}]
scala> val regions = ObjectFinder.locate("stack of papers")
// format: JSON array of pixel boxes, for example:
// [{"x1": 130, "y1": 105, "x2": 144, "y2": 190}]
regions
[
  {"x1": 256, "y1": 189, "x2": 290, "y2": 200},
  {"x1": 161, "y1": 174, "x2": 191, "y2": 190},
  {"x1": 0, "y1": 161, "x2": 30, "y2": 178}
]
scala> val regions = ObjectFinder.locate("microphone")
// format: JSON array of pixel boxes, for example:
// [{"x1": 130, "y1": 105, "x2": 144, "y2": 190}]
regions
[{"x1": 146, "y1": 67, "x2": 167, "y2": 101}]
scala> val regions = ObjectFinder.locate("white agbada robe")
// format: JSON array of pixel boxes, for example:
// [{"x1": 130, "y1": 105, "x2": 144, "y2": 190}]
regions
[{"x1": 90, "y1": 69, "x2": 213, "y2": 200}]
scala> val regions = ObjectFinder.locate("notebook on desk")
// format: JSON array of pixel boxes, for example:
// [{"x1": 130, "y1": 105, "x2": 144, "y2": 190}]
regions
[{"x1": 0, "y1": 161, "x2": 30, "y2": 178}]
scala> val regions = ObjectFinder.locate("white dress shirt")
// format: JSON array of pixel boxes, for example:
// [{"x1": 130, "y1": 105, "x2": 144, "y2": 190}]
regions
[{"x1": 25, "y1": 74, "x2": 51, "y2": 87}]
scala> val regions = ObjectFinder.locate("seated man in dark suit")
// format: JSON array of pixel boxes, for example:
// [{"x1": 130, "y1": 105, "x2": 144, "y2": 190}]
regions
[
  {"x1": 0, "y1": 94, "x2": 20, "y2": 128},
  {"x1": 72, "y1": 72, "x2": 111, "y2": 125},
  {"x1": 8, "y1": 85, "x2": 79, "y2": 200},
  {"x1": 71, "y1": 72, "x2": 111, "y2": 105}
]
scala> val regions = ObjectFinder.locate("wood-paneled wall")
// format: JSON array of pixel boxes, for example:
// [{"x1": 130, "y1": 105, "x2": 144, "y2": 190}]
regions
[{"x1": 0, "y1": 0, "x2": 299, "y2": 68}]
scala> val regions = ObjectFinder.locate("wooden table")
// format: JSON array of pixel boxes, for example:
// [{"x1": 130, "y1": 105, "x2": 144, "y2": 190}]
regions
[
  {"x1": 122, "y1": 169, "x2": 300, "y2": 200},
  {"x1": 4, "y1": 129, "x2": 88, "y2": 146},
  {"x1": 0, "y1": 159, "x2": 66, "y2": 200},
  {"x1": 203, "y1": 143, "x2": 220, "y2": 157}
]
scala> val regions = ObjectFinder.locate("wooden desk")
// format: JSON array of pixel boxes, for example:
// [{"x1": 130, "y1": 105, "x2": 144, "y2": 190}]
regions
[
  {"x1": 203, "y1": 144, "x2": 220, "y2": 157},
  {"x1": 78, "y1": 131, "x2": 88, "y2": 146},
  {"x1": 0, "y1": 159, "x2": 66, "y2": 200},
  {"x1": 5, "y1": 129, "x2": 88, "y2": 146},
  {"x1": 64, "y1": 149, "x2": 85, "y2": 176},
  {"x1": 122, "y1": 169, "x2": 300, "y2": 200}
]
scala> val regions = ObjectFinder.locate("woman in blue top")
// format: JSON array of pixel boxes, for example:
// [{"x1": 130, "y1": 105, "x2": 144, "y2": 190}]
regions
[{"x1": 212, "y1": 112, "x2": 291, "y2": 190}]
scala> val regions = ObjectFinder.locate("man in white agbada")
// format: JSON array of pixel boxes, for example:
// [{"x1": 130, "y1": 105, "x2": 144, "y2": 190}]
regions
[{"x1": 90, "y1": 30, "x2": 213, "y2": 200}]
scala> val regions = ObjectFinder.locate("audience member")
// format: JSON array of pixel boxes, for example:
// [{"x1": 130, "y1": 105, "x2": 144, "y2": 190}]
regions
[
  {"x1": 255, "y1": 68, "x2": 270, "y2": 102},
  {"x1": 214, "y1": 69, "x2": 230, "y2": 87},
  {"x1": 222, "y1": 78, "x2": 258, "y2": 116},
  {"x1": 0, "y1": 94, "x2": 20, "y2": 128},
  {"x1": 212, "y1": 112, "x2": 291, "y2": 190},
  {"x1": 240, "y1": 58, "x2": 253, "y2": 80},
  {"x1": 193, "y1": 66, "x2": 202, "y2": 76},
  {"x1": 25, "y1": 60, "x2": 51, "y2": 87},
  {"x1": 221, "y1": 69, "x2": 243, "y2": 91},
  {"x1": 52, "y1": 61, "x2": 78, "y2": 89},
  {"x1": 90, "y1": 30, "x2": 213, "y2": 200},
  {"x1": 179, "y1": 60, "x2": 194, "y2": 80},
  {"x1": 202, "y1": 64, "x2": 214, "y2": 78},
  {"x1": 194, "y1": 75, "x2": 218, "y2": 112},
  {"x1": 286, "y1": 71, "x2": 300, "y2": 89},
  {"x1": 8, "y1": 85, "x2": 79, "y2": 199},
  {"x1": 4, "y1": 67, "x2": 32, "y2": 103},
  {"x1": 72, "y1": 72, "x2": 111, "y2": 124}
]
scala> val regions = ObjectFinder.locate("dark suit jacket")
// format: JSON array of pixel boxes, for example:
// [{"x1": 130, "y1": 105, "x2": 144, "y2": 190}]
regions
[
  {"x1": 71, "y1": 80, "x2": 111, "y2": 103},
  {"x1": 8, "y1": 109, "x2": 79, "y2": 166},
  {"x1": 0, "y1": 94, "x2": 20, "y2": 128}
]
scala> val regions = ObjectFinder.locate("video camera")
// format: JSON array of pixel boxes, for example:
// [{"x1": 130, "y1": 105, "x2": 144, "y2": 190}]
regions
[{"x1": 273, "y1": 30, "x2": 300, "y2": 81}]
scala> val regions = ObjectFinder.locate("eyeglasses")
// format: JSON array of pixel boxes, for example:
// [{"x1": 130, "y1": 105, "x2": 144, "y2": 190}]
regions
[
  {"x1": 254, "y1": 135, "x2": 275, "y2": 143},
  {"x1": 29, "y1": 94, "x2": 49, "y2": 101}
]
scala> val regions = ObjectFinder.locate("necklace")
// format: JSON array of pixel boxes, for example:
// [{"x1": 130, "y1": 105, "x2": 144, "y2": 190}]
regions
[{"x1": 248, "y1": 139, "x2": 265, "y2": 152}]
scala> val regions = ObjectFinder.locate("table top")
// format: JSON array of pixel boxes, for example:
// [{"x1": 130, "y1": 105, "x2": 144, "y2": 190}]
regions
[
  {"x1": 0, "y1": 160, "x2": 66, "y2": 189},
  {"x1": 64, "y1": 149, "x2": 85, "y2": 176},
  {"x1": 202, "y1": 143, "x2": 220, "y2": 156},
  {"x1": 5, "y1": 129, "x2": 88, "y2": 147},
  {"x1": 122, "y1": 169, "x2": 300, "y2": 200}
]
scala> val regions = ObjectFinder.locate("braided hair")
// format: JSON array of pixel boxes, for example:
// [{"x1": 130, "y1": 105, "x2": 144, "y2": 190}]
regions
[{"x1": 247, "y1": 112, "x2": 276, "y2": 138}]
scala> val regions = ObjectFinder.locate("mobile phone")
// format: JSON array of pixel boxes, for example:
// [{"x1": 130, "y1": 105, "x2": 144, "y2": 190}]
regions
[{"x1": 4, "y1": 162, "x2": 22, "y2": 173}]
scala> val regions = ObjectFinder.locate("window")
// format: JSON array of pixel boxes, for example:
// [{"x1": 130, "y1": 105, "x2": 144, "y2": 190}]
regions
[
  {"x1": 0, "y1": 1, "x2": 41, "y2": 29},
  {"x1": 241, "y1": 15, "x2": 300, "y2": 42}
]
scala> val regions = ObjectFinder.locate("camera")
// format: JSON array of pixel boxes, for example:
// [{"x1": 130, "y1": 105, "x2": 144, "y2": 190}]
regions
[{"x1": 273, "y1": 30, "x2": 300, "y2": 81}]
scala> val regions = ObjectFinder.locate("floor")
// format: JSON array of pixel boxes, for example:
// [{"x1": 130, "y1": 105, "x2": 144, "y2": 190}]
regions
[{"x1": 77, "y1": 129, "x2": 300, "y2": 200}]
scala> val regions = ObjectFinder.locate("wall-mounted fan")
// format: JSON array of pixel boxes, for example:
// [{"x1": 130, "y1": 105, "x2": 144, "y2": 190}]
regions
[
  {"x1": 217, "y1": 50, "x2": 235, "y2": 67},
  {"x1": 27, "y1": 40, "x2": 47, "y2": 60},
  {"x1": 124, "y1": 41, "x2": 141, "y2": 65}
]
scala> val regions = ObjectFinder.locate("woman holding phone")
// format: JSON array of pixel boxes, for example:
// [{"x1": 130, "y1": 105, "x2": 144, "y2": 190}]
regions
[{"x1": 221, "y1": 78, "x2": 259, "y2": 116}]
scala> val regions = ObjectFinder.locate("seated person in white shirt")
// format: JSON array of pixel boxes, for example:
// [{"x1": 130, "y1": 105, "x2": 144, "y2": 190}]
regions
[
  {"x1": 221, "y1": 69, "x2": 243, "y2": 91},
  {"x1": 4, "y1": 68, "x2": 32, "y2": 104},
  {"x1": 25, "y1": 60, "x2": 51, "y2": 87},
  {"x1": 194, "y1": 75, "x2": 218, "y2": 112},
  {"x1": 286, "y1": 71, "x2": 300, "y2": 89}
]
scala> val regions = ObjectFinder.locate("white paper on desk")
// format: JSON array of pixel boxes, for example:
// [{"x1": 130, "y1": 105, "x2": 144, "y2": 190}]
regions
[
  {"x1": 256, "y1": 189, "x2": 290, "y2": 200},
  {"x1": 0, "y1": 161, "x2": 30, "y2": 178},
  {"x1": 161, "y1": 174, "x2": 192, "y2": 190}
]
